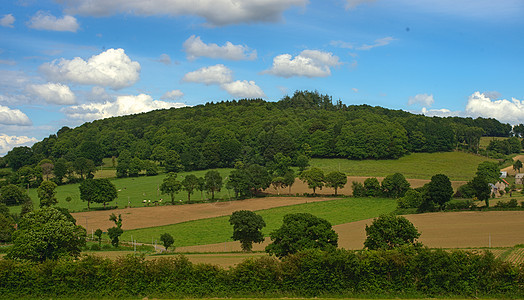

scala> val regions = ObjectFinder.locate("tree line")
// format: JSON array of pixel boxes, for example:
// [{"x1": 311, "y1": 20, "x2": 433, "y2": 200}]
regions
[{"x1": 2, "y1": 91, "x2": 519, "y2": 179}]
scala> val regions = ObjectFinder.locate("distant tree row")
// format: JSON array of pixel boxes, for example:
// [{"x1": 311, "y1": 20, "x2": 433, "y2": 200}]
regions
[{"x1": 3, "y1": 91, "x2": 516, "y2": 174}]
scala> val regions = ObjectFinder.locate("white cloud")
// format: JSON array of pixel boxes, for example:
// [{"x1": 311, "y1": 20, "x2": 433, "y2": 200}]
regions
[
  {"x1": 59, "y1": 0, "x2": 308, "y2": 26},
  {"x1": 0, "y1": 14, "x2": 15, "y2": 28},
  {"x1": 0, "y1": 105, "x2": 32, "y2": 126},
  {"x1": 357, "y1": 37, "x2": 395, "y2": 50},
  {"x1": 0, "y1": 60, "x2": 16, "y2": 66},
  {"x1": 408, "y1": 93, "x2": 434, "y2": 106},
  {"x1": 39, "y1": 48, "x2": 140, "y2": 89},
  {"x1": 27, "y1": 11, "x2": 79, "y2": 32},
  {"x1": 161, "y1": 90, "x2": 184, "y2": 100},
  {"x1": 156, "y1": 53, "x2": 171, "y2": 65},
  {"x1": 182, "y1": 64, "x2": 233, "y2": 85},
  {"x1": 0, "y1": 134, "x2": 38, "y2": 155},
  {"x1": 421, "y1": 107, "x2": 458, "y2": 118},
  {"x1": 352, "y1": 88, "x2": 359, "y2": 93},
  {"x1": 465, "y1": 91, "x2": 524, "y2": 124},
  {"x1": 346, "y1": 0, "x2": 376, "y2": 9},
  {"x1": 264, "y1": 50, "x2": 341, "y2": 78},
  {"x1": 221, "y1": 80, "x2": 265, "y2": 99},
  {"x1": 183, "y1": 35, "x2": 257, "y2": 61},
  {"x1": 26, "y1": 83, "x2": 76, "y2": 105},
  {"x1": 330, "y1": 40, "x2": 353, "y2": 49},
  {"x1": 63, "y1": 94, "x2": 187, "y2": 121}
]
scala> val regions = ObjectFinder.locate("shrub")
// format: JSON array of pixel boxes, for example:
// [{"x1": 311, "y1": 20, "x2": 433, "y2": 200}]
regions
[{"x1": 90, "y1": 244, "x2": 101, "y2": 251}]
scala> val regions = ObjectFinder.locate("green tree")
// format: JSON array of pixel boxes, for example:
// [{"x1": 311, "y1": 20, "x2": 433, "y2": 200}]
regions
[
  {"x1": 0, "y1": 213, "x2": 15, "y2": 243},
  {"x1": 364, "y1": 177, "x2": 382, "y2": 197},
  {"x1": 229, "y1": 210, "x2": 266, "y2": 252},
  {"x1": 164, "y1": 150, "x2": 183, "y2": 173},
  {"x1": 74, "y1": 157, "x2": 96, "y2": 180},
  {"x1": 397, "y1": 189, "x2": 423, "y2": 209},
  {"x1": 299, "y1": 167, "x2": 325, "y2": 195},
  {"x1": 325, "y1": 171, "x2": 347, "y2": 195},
  {"x1": 160, "y1": 233, "x2": 174, "y2": 251},
  {"x1": 116, "y1": 149, "x2": 132, "y2": 178},
  {"x1": 427, "y1": 174, "x2": 454, "y2": 210},
  {"x1": 352, "y1": 181, "x2": 366, "y2": 197},
  {"x1": 160, "y1": 173, "x2": 182, "y2": 204},
  {"x1": 295, "y1": 154, "x2": 310, "y2": 172},
  {"x1": 37, "y1": 180, "x2": 58, "y2": 207},
  {"x1": 364, "y1": 214, "x2": 421, "y2": 250},
  {"x1": 197, "y1": 176, "x2": 206, "y2": 201},
  {"x1": 470, "y1": 175, "x2": 491, "y2": 207},
  {"x1": 181, "y1": 174, "x2": 199, "y2": 203},
  {"x1": 0, "y1": 184, "x2": 30, "y2": 206},
  {"x1": 476, "y1": 161, "x2": 500, "y2": 184},
  {"x1": 94, "y1": 228, "x2": 103, "y2": 246},
  {"x1": 513, "y1": 159, "x2": 522, "y2": 173},
  {"x1": 265, "y1": 213, "x2": 338, "y2": 258},
  {"x1": 381, "y1": 173, "x2": 410, "y2": 198},
  {"x1": 107, "y1": 213, "x2": 123, "y2": 248},
  {"x1": 38, "y1": 159, "x2": 54, "y2": 181},
  {"x1": 79, "y1": 179, "x2": 118, "y2": 209},
  {"x1": 6, "y1": 207, "x2": 86, "y2": 262},
  {"x1": 53, "y1": 157, "x2": 68, "y2": 184},
  {"x1": 205, "y1": 170, "x2": 223, "y2": 200}
]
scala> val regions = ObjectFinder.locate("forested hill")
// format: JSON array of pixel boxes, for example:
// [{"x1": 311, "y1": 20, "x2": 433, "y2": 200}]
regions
[{"x1": 4, "y1": 91, "x2": 512, "y2": 172}]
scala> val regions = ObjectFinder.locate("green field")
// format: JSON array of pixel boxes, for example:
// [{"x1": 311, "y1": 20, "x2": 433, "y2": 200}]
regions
[
  {"x1": 310, "y1": 151, "x2": 494, "y2": 181},
  {"x1": 120, "y1": 197, "x2": 396, "y2": 246}
]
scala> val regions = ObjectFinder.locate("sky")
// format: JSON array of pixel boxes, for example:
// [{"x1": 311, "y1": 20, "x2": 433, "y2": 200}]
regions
[{"x1": 1, "y1": 0, "x2": 523, "y2": 155}]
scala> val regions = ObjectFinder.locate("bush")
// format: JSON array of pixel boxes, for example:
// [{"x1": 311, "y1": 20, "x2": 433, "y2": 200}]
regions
[
  {"x1": 90, "y1": 244, "x2": 101, "y2": 251},
  {"x1": 445, "y1": 199, "x2": 474, "y2": 210},
  {"x1": 352, "y1": 181, "x2": 365, "y2": 197},
  {"x1": 494, "y1": 199, "x2": 519, "y2": 209}
]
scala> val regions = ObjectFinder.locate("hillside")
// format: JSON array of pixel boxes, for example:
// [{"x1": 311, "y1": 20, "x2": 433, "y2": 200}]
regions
[{"x1": 3, "y1": 91, "x2": 512, "y2": 175}]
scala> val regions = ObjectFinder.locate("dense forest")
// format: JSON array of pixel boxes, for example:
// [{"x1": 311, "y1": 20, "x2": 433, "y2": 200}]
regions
[{"x1": 2, "y1": 91, "x2": 516, "y2": 179}]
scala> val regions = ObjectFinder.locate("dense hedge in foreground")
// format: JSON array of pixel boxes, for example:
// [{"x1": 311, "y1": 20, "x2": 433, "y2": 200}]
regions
[{"x1": 0, "y1": 247, "x2": 522, "y2": 298}]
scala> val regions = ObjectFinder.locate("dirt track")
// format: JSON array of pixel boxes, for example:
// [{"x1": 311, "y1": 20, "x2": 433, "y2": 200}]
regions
[
  {"x1": 72, "y1": 197, "x2": 333, "y2": 232},
  {"x1": 500, "y1": 155, "x2": 524, "y2": 176},
  {"x1": 175, "y1": 211, "x2": 524, "y2": 252}
]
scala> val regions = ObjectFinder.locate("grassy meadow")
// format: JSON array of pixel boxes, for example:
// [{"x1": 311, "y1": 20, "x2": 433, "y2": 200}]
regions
[{"x1": 120, "y1": 197, "x2": 396, "y2": 246}]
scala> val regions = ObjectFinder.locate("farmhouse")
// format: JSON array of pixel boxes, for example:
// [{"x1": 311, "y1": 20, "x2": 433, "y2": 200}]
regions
[{"x1": 516, "y1": 173, "x2": 524, "y2": 185}]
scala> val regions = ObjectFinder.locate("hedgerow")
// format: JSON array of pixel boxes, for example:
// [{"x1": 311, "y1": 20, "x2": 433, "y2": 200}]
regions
[{"x1": 0, "y1": 247, "x2": 522, "y2": 298}]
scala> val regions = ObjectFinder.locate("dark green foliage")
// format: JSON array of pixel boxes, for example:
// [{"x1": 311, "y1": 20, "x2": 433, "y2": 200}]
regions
[
  {"x1": 37, "y1": 180, "x2": 58, "y2": 207},
  {"x1": 364, "y1": 177, "x2": 381, "y2": 197},
  {"x1": 0, "y1": 213, "x2": 15, "y2": 242},
  {"x1": 228, "y1": 164, "x2": 271, "y2": 198},
  {"x1": 487, "y1": 137, "x2": 522, "y2": 155},
  {"x1": 364, "y1": 214, "x2": 421, "y2": 250},
  {"x1": 6, "y1": 207, "x2": 86, "y2": 262},
  {"x1": 53, "y1": 207, "x2": 76, "y2": 224},
  {"x1": 476, "y1": 161, "x2": 500, "y2": 184},
  {"x1": 427, "y1": 174, "x2": 453, "y2": 209},
  {"x1": 266, "y1": 213, "x2": 338, "y2": 258},
  {"x1": 381, "y1": 173, "x2": 410, "y2": 198},
  {"x1": 397, "y1": 189, "x2": 423, "y2": 209},
  {"x1": 513, "y1": 159, "x2": 523, "y2": 173},
  {"x1": 160, "y1": 173, "x2": 182, "y2": 204},
  {"x1": 295, "y1": 154, "x2": 310, "y2": 172},
  {"x1": 0, "y1": 184, "x2": 30, "y2": 206},
  {"x1": 455, "y1": 182, "x2": 476, "y2": 198},
  {"x1": 470, "y1": 175, "x2": 491, "y2": 204},
  {"x1": 229, "y1": 210, "x2": 266, "y2": 252},
  {"x1": 324, "y1": 171, "x2": 347, "y2": 195},
  {"x1": 94, "y1": 229, "x2": 103, "y2": 246},
  {"x1": 0, "y1": 248, "x2": 521, "y2": 298},
  {"x1": 205, "y1": 170, "x2": 223, "y2": 200},
  {"x1": 352, "y1": 181, "x2": 366, "y2": 197},
  {"x1": 108, "y1": 213, "x2": 123, "y2": 248},
  {"x1": 181, "y1": 174, "x2": 199, "y2": 203},
  {"x1": 160, "y1": 233, "x2": 174, "y2": 251},
  {"x1": 299, "y1": 167, "x2": 325, "y2": 195},
  {"x1": 79, "y1": 178, "x2": 118, "y2": 209}
]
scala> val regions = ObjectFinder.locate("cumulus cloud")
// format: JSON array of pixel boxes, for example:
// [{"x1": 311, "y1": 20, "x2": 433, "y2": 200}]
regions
[
  {"x1": 357, "y1": 37, "x2": 395, "y2": 50},
  {"x1": 182, "y1": 64, "x2": 233, "y2": 85},
  {"x1": 27, "y1": 11, "x2": 79, "y2": 32},
  {"x1": 39, "y1": 48, "x2": 140, "y2": 89},
  {"x1": 63, "y1": 93, "x2": 187, "y2": 121},
  {"x1": 156, "y1": 53, "x2": 171, "y2": 65},
  {"x1": 408, "y1": 93, "x2": 434, "y2": 106},
  {"x1": 264, "y1": 50, "x2": 341, "y2": 78},
  {"x1": 161, "y1": 90, "x2": 184, "y2": 100},
  {"x1": 26, "y1": 83, "x2": 76, "y2": 105},
  {"x1": 0, "y1": 134, "x2": 38, "y2": 155},
  {"x1": 420, "y1": 107, "x2": 459, "y2": 118},
  {"x1": 465, "y1": 91, "x2": 524, "y2": 124},
  {"x1": 346, "y1": 0, "x2": 376, "y2": 9},
  {"x1": 183, "y1": 35, "x2": 257, "y2": 61},
  {"x1": 59, "y1": 0, "x2": 308, "y2": 26},
  {"x1": 222, "y1": 80, "x2": 265, "y2": 98},
  {"x1": 0, "y1": 14, "x2": 15, "y2": 28},
  {"x1": 0, "y1": 105, "x2": 32, "y2": 126}
]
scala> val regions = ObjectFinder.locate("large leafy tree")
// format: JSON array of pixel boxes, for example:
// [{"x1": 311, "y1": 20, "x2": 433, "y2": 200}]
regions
[
  {"x1": 325, "y1": 171, "x2": 347, "y2": 196},
  {"x1": 299, "y1": 167, "x2": 325, "y2": 195},
  {"x1": 381, "y1": 173, "x2": 410, "y2": 198},
  {"x1": 470, "y1": 175, "x2": 491, "y2": 207},
  {"x1": 6, "y1": 207, "x2": 86, "y2": 262},
  {"x1": 427, "y1": 174, "x2": 454, "y2": 210},
  {"x1": 205, "y1": 170, "x2": 223, "y2": 200},
  {"x1": 513, "y1": 159, "x2": 522, "y2": 173},
  {"x1": 160, "y1": 173, "x2": 182, "y2": 204},
  {"x1": 364, "y1": 214, "x2": 421, "y2": 250},
  {"x1": 265, "y1": 213, "x2": 338, "y2": 258},
  {"x1": 37, "y1": 180, "x2": 58, "y2": 207},
  {"x1": 160, "y1": 233, "x2": 174, "y2": 251},
  {"x1": 80, "y1": 179, "x2": 118, "y2": 209},
  {"x1": 229, "y1": 210, "x2": 266, "y2": 252},
  {"x1": 364, "y1": 177, "x2": 381, "y2": 197},
  {"x1": 108, "y1": 213, "x2": 123, "y2": 247},
  {"x1": 476, "y1": 161, "x2": 500, "y2": 184},
  {"x1": 181, "y1": 174, "x2": 199, "y2": 203},
  {"x1": 0, "y1": 213, "x2": 15, "y2": 243},
  {"x1": 0, "y1": 184, "x2": 30, "y2": 206}
]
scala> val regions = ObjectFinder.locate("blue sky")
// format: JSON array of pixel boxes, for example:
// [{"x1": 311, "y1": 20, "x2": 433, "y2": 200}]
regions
[{"x1": 1, "y1": 0, "x2": 523, "y2": 154}]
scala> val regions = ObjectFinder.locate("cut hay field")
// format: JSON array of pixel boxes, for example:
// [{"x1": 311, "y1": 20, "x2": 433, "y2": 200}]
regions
[{"x1": 310, "y1": 151, "x2": 494, "y2": 181}]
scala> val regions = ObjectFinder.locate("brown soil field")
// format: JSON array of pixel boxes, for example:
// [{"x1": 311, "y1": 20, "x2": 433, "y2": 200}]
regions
[
  {"x1": 500, "y1": 154, "x2": 524, "y2": 176},
  {"x1": 175, "y1": 211, "x2": 524, "y2": 252},
  {"x1": 72, "y1": 197, "x2": 334, "y2": 232}
]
